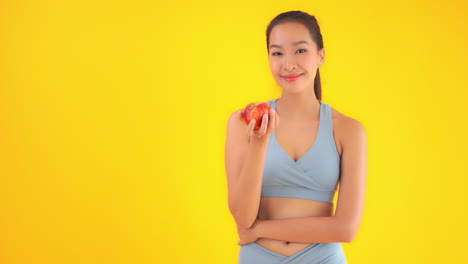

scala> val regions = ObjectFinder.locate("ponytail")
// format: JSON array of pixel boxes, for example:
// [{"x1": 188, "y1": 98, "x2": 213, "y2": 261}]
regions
[{"x1": 314, "y1": 68, "x2": 322, "y2": 101}]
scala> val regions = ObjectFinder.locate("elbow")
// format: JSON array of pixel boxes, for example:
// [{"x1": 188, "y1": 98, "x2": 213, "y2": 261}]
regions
[
  {"x1": 340, "y1": 230, "x2": 356, "y2": 243},
  {"x1": 231, "y1": 213, "x2": 255, "y2": 229},
  {"x1": 338, "y1": 221, "x2": 360, "y2": 243},
  {"x1": 228, "y1": 203, "x2": 255, "y2": 229},
  {"x1": 237, "y1": 220, "x2": 254, "y2": 229},
  {"x1": 333, "y1": 214, "x2": 361, "y2": 243}
]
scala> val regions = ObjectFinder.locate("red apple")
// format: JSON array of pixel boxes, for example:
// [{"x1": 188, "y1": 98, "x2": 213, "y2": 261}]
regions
[{"x1": 242, "y1": 102, "x2": 272, "y2": 130}]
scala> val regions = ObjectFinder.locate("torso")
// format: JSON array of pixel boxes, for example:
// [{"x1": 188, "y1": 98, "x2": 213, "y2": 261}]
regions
[{"x1": 255, "y1": 105, "x2": 346, "y2": 257}]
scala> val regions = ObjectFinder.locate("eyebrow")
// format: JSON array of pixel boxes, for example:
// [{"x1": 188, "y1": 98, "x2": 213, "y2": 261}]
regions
[{"x1": 269, "y1": 40, "x2": 309, "y2": 49}]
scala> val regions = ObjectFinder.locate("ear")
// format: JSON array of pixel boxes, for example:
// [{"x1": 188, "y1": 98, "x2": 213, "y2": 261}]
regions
[{"x1": 318, "y1": 48, "x2": 325, "y2": 67}]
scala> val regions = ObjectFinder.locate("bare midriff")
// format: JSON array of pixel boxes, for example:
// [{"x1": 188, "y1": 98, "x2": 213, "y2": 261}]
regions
[{"x1": 256, "y1": 197, "x2": 334, "y2": 257}]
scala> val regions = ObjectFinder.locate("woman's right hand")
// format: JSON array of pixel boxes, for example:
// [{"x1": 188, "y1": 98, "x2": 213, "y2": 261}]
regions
[{"x1": 246, "y1": 108, "x2": 279, "y2": 139}]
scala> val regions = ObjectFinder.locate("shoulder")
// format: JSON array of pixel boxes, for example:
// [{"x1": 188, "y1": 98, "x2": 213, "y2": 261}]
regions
[{"x1": 329, "y1": 104, "x2": 367, "y2": 149}]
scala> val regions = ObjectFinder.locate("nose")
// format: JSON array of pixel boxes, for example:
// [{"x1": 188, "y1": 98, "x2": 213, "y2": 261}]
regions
[{"x1": 283, "y1": 55, "x2": 297, "y2": 71}]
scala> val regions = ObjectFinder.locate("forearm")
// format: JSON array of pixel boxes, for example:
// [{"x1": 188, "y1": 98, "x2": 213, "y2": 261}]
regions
[
  {"x1": 252, "y1": 216, "x2": 353, "y2": 243},
  {"x1": 229, "y1": 136, "x2": 269, "y2": 228}
]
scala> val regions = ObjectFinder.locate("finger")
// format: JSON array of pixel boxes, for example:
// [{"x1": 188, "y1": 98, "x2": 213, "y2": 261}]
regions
[
  {"x1": 276, "y1": 110, "x2": 280, "y2": 128},
  {"x1": 268, "y1": 109, "x2": 275, "y2": 133},
  {"x1": 271, "y1": 108, "x2": 278, "y2": 129},
  {"x1": 246, "y1": 119, "x2": 256, "y2": 137},
  {"x1": 252, "y1": 116, "x2": 263, "y2": 137},
  {"x1": 256, "y1": 113, "x2": 267, "y2": 136}
]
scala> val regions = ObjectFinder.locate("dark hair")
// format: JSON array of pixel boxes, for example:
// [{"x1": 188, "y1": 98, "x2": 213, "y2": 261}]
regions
[{"x1": 265, "y1": 10, "x2": 324, "y2": 101}]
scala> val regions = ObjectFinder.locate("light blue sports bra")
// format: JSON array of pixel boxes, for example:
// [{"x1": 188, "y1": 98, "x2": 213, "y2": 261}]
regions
[{"x1": 261, "y1": 98, "x2": 341, "y2": 203}]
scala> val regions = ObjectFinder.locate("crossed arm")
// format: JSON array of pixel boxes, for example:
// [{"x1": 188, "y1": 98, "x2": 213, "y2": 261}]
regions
[
  {"x1": 248, "y1": 216, "x2": 347, "y2": 244},
  {"x1": 238, "y1": 119, "x2": 368, "y2": 245}
]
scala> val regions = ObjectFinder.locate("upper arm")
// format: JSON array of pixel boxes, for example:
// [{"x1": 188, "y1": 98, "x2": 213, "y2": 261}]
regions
[
  {"x1": 225, "y1": 110, "x2": 249, "y2": 198},
  {"x1": 334, "y1": 117, "x2": 368, "y2": 241}
]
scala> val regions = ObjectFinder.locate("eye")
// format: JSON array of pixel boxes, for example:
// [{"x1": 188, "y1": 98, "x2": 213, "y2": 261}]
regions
[{"x1": 271, "y1": 49, "x2": 306, "y2": 56}]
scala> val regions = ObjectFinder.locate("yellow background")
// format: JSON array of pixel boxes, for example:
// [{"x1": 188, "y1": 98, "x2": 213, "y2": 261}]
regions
[{"x1": 1, "y1": 0, "x2": 467, "y2": 263}]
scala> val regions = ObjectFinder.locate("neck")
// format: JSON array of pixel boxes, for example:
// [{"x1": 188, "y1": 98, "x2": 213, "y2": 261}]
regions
[{"x1": 277, "y1": 93, "x2": 320, "y2": 115}]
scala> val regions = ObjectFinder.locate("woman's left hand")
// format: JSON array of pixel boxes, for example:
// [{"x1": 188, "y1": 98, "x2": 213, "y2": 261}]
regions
[{"x1": 237, "y1": 221, "x2": 260, "y2": 246}]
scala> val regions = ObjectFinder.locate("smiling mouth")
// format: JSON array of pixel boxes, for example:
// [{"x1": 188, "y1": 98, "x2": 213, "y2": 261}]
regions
[
  {"x1": 283, "y1": 73, "x2": 304, "y2": 81},
  {"x1": 282, "y1": 73, "x2": 304, "y2": 78}
]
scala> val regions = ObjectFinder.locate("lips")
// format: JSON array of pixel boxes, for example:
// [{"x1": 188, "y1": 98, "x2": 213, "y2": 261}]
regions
[
  {"x1": 283, "y1": 73, "x2": 303, "y2": 78},
  {"x1": 283, "y1": 73, "x2": 304, "y2": 82}
]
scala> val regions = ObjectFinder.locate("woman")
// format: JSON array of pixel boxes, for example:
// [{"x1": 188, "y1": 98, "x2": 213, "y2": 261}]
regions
[{"x1": 225, "y1": 10, "x2": 368, "y2": 263}]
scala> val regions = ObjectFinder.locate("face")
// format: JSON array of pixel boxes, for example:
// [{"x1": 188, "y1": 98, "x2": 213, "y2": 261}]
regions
[{"x1": 268, "y1": 22, "x2": 325, "y2": 93}]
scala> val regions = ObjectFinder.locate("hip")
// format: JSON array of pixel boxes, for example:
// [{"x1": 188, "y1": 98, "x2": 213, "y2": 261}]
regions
[{"x1": 239, "y1": 239, "x2": 346, "y2": 264}]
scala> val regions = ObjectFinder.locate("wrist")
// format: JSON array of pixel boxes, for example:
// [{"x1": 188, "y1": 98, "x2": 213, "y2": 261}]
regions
[
  {"x1": 251, "y1": 219, "x2": 265, "y2": 238},
  {"x1": 249, "y1": 134, "x2": 270, "y2": 146}
]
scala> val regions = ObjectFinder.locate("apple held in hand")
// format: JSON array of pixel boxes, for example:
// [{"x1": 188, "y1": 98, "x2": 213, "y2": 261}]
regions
[{"x1": 242, "y1": 102, "x2": 272, "y2": 130}]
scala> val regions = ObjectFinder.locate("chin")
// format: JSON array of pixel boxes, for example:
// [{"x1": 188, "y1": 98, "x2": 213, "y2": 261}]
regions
[{"x1": 280, "y1": 85, "x2": 307, "y2": 94}]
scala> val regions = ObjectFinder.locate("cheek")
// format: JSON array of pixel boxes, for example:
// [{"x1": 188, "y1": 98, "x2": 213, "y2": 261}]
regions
[
  {"x1": 299, "y1": 55, "x2": 315, "y2": 66},
  {"x1": 269, "y1": 61, "x2": 280, "y2": 73}
]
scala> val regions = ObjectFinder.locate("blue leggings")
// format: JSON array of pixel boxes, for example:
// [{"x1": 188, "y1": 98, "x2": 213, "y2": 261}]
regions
[{"x1": 239, "y1": 242, "x2": 347, "y2": 264}]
